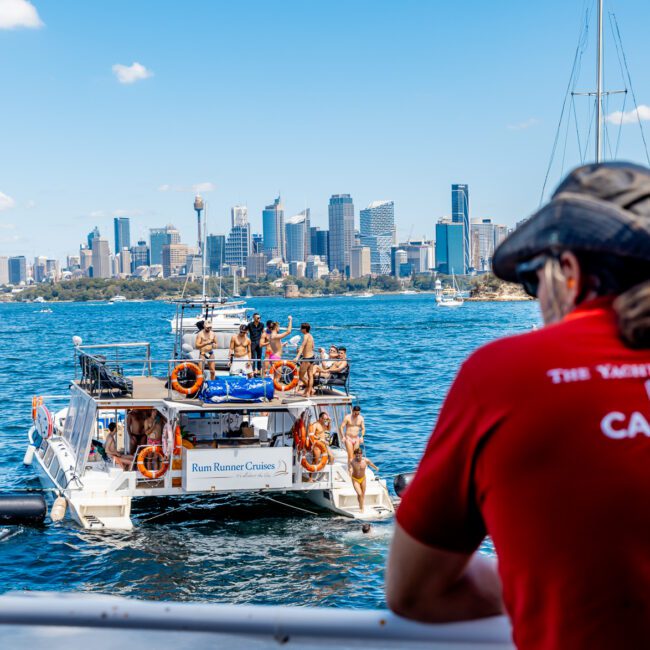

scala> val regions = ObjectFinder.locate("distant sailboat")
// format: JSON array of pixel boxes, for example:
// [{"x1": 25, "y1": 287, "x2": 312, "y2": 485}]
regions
[{"x1": 435, "y1": 273, "x2": 464, "y2": 307}]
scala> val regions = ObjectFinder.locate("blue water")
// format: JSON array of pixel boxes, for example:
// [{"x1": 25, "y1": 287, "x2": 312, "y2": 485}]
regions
[{"x1": 0, "y1": 296, "x2": 538, "y2": 606}]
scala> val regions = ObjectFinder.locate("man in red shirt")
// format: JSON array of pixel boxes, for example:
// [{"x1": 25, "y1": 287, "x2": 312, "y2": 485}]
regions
[{"x1": 386, "y1": 163, "x2": 650, "y2": 649}]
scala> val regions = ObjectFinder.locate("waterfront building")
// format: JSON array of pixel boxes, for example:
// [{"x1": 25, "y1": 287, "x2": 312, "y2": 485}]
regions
[
  {"x1": 360, "y1": 200, "x2": 394, "y2": 275},
  {"x1": 252, "y1": 233, "x2": 263, "y2": 254},
  {"x1": 33, "y1": 256, "x2": 47, "y2": 283},
  {"x1": 350, "y1": 246, "x2": 371, "y2": 279},
  {"x1": 150, "y1": 225, "x2": 181, "y2": 266},
  {"x1": 435, "y1": 218, "x2": 464, "y2": 275},
  {"x1": 79, "y1": 247, "x2": 92, "y2": 276},
  {"x1": 226, "y1": 214, "x2": 252, "y2": 268},
  {"x1": 119, "y1": 248, "x2": 132, "y2": 276},
  {"x1": 392, "y1": 240, "x2": 435, "y2": 276},
  {"x1": 289, "y1": 261, "x2": 306, "y2": 278},
  {"x1": 285, "y1": 209, "x2": 310, "y2": 263},
  {"x1": 451, "y1": 184, "x2": 470, "y2": 273},
  {"x1": 266, "y1": 257, "x2": 288, "y2": 279},
  {"x1": 66, "y1": 255, "x2": 80, "y2": 272},
  {"x1": 8, "y1": 256, "x2": 26, "y2": 284},
  {"x1": 262, "y1": 196, "x2": 285, "y2": 260},
  {"x1": 129, "y1": 240, "x2": 150, "y2": 273},
  {"x1": 309, "y1": 227, "x2": 329, "y2": 267},
  {"x1": 392, "y1": 249, "x2": 409, "y2": 277},
  {"x1": 185, "y1": 253, "x2": 203, "y2": 276},
  {"x1": 87, "y1": 226, "x2": 100, "y2": 250},
  {"x1": 0, "y1": 256, "x2": 8, "y2": 285},
  {"x1": 246, "y1": 253, "x2": 268, "y2": 279},
  {"x1": 162, "y1": 243, "x2": 189, "y2": 278},
  {"x1": 113, "y1": 217, "x2": 131, "y2": 254},
  {"x1": 470, "y1": 219, "x2": 510, "y2": 272},
  {"x1": 91, "y1": 237, "x2": 111, "y2": 279},
  {"x1": 306, "y1": 255, "x2": 329, "y2": 280},
  {"x1": 206, "y1": 234, "x2": 226, "y2": 274},
  {"x1": 328, "y1": 194, "x2": 354, "y2": 275}
]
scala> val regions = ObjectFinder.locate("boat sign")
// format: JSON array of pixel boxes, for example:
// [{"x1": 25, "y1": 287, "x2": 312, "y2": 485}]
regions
[{"x1": 182, "y1": 447, "x2": 292, "y2": 491}]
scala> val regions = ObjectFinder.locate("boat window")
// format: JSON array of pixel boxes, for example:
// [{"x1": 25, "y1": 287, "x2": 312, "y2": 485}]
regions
[
  {"x1": 55, "y1": 468, "x2": 67, "y2": 487},
  {"x1": 62, "y1": 387, "x2": 98, "y2": 476},
  {"x1": 44, "y1": 445, "x2": 54, "y2": 466},
  {"x1": 49, "y1": 457, "x2": 60, "y2": 480},
  {"x1": 267, "y1": 411, "x2": 295, "y2": 436}
]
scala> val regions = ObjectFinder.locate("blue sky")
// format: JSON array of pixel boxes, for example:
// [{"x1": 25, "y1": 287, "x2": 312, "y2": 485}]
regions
[{"x1": 1, "y1": 0, "x2": 650, "y2": 260}]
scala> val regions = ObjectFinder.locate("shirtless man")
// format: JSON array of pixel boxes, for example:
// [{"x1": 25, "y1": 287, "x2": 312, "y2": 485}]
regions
[
  {"x1": 309, "y1": 412, "x2": 335, "y2": 466},
  {"x1": 126, "y1": 409, "x2": 147, "y2": 452},
  {"x1": 104, "y1": 422, "x2": 133, "y2": 470},
  {"x1": 340, "y1": 405, "x2": 365, "y2": 460},
  {"x1": 268, "y1": 316, "x2": 293, "y2": 361},
  {"x1": 294, "y1": 322, "x2": 316, "y2": 397},
  {"x1": 349, "y1": 446, "x2": 378, "y2": 513},
  {"x1": 229, "y1": 324, "x2": 253, "y2": 377},
  {"x1": 314, "y1": 346, "x2": 348, "y2": 381},
  {"x1": 195, "y1": 320, "x2": 218, "y2": 380}
]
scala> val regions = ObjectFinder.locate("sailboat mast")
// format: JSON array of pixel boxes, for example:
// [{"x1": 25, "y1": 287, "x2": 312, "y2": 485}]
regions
[
  {"x1": 202, "y1": 202, "x2": 207, "y2": 300},
  {"x1": 595, "y1": 0, "x2": 604, "y2": 163}
]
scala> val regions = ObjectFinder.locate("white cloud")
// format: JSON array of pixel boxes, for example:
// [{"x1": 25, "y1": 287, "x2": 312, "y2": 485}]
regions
[
  {"x1": 606, "y1": 105, "x2": 650, "y2": 125},
  {"x1": 112, "y1": 62, "x2": 153, "y2": 85},
  {"x1": 25, "y1": 199, "x2": 36, "y2": 209},
  {"x1": 89, "y1": 210, "x2": 106, "y2": 219},
  {"x1": 157, "y1": 183, "x2": 171, "y2": 192},
  {"x1": 0, "y1": 0, "x2": 43, "y2": 29},
  {"x1": 192, "y1": 182, "x2": 216, "y2": 193},
  {"x1": 0, "y1": 192, "x2": 16, "y2": 211},
  {"x1": 507, "y1": 118, "x2": 539, "y2": 131},
  {"x1": 0, "y1": 222, "x2": 16, "y2": 229}
]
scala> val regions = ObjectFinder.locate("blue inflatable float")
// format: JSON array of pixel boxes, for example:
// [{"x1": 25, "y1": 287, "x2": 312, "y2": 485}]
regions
[{"x1": 198, "y1": 377, "x2": 275, "y2": 403}]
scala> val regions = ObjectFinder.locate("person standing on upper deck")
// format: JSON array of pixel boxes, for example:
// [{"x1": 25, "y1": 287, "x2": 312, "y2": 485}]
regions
[
  {"x1": 294, "y1": 322, "x2": 315, "y2": 396},
  {"x1": 195, "y1": 320, "x2": 217, "y2": 380},
  {"x1": 247, "y1": 313, "x2": 265, "y2": 376},
  {"x1": 229, "y1": 324, "x2": 253, "y2": 378}
]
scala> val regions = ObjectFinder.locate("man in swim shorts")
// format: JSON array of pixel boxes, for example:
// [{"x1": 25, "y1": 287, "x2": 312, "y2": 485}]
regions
[
  {"x1": 309, "y1": 411, "x2": 334, "y2": 466},
  {"x1": 229, "y1": 324, "x2": 253, "y2": 378},
  {"x1": 268, "y1": 316, "x2": 293, "y2": 361},
  {"x1": 340, "y1": 405, "x2": 365, "y2": 460},
  {"x1": 294, "y1": 322, "x2": 316, "y2": 396},
  {"x1": 195, "y1": 320, "x2": 218, "y2": 379},
  {"x1": 349, "y1": 446, "x2": 378, "y2": 513}
]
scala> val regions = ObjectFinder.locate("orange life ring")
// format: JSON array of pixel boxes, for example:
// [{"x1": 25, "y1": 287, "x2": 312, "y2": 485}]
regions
[
  {"x1": 292, "y1": 419, "x2": 307, "y2": 450},
  {"x1": 31, "y1": 396, "x2": 42, "y2": 421},
  {"x1": 174, "y1": 425, "x2": 183, "y2": 455},
  {"x1": 171, "y1": 362, "x2": 204, "y2": 395},
  {"x1": 271, "y1": 360, "x2": 299, "y2": 391},
  {"x1": 301, "y1": 440, "x2": 328, "y2": 473},
  {"x1": 136, "y1": 446, "x2": 169, "y2": 479}
]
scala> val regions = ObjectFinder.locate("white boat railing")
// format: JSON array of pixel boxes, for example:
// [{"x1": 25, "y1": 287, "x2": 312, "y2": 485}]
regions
[{"x1": 0, "y1": 593, "x2": 513, "y2": 648}]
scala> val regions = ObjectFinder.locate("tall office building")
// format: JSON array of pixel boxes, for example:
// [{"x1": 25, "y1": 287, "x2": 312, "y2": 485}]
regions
[
  {"x1": 206, "y1": 234, "x2": 226, "y2": 274},
  {"x1": 91, "y1": 237, "x2": 111, "y2": 278},
  {"x1": 130, "y1": 240, "x2": 150, "y2": 272},
  {"x1": 113, "y1": 217, "x2": 131, "y2": 254},
  {"x1": 87, "y1": 226, "x2": 100, "y2": 250},
  {"x1": 451, "y1": 184, "x2": 470, "y2": 273},
  {"x1": 262, "y1": 196, "x2": 285, "y2": 260},
  {"x1": 310, "y1": 227, "x2": 329, "y2": 267},
  {"x1": 0, "y1": 256, "x2": 8, "y2": 285},
  {"x1": 162, "y1": 243, "x2": 189, "y2": 278},
  {"x1": 33, "y1": 256, "x2": 47, "y2": 282},
  {"x1": 246, "y1": 253, "x2": 268, "y2": 279},
  {"x1": 79, "y1": 247, "x2": 92, "y2": 275},
  {"x1": 470, "y1": 219, "x2": 509, "y2": 271},
  {"x1": 285, "y1": 209, "x2": 311, "y2": 263},
  {"x1": 119, "y1": 248, "x2": 132, "y2": 275},
  {"x1": 226, "y1": 206, "x2": 252, "y2": 268},
  {"x1": 328, "y1": 194, "x2": 354, "y2": 275},
  {"x1": 150, "y1": 225, "x2": 181, "y2": 265},
  {"x1": 435, "y1": 219, "x2": 464, "y2": 275},
  {"x1": 350, "y1": 246, "x2": 371, "y2": 279},
  {"x1": 252, "y1": 233, "x2": 263, "y2": 254},
  {"x1": 392, "y1": 241, "x2": 434, "y2": 276},
  {"x1": 360, "y1": 200, "x2": 394, "y2": 275},
  {"x1": 8, "y1": 256, "x2": 27, "y2": 284}
]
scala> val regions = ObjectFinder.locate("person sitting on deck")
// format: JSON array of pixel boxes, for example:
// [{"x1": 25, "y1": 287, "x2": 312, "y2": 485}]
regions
[
  {"x1": 348, "y1": 446, "x2": 378, "y2": 514},
  {"x1": 386, "y1": 162, "x2": 650, "y2": 650},
  {"x1": 309, "y1": 412, "x2": 335, "y2": 466},
  {"x1": 195, "y1": 320, "x2": 218, "y2": 380},
  {"x1": 314, "y1": 346, "x2": 348, "y2": 381},
  {"x1": 104, "y1": 422, "x2": 133, "y2": 470}
]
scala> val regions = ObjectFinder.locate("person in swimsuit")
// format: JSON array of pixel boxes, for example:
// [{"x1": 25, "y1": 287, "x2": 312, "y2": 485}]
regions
[
  {"x1": 349, "y1": 446, "x2": 378, "y2": 513},
  {"x1": 229, "y1": 325, "x2": 253, "y2": 377},
  {"x1": 260, "y1": 320, "x2": 274, "y2": 376},
  {"x1": 268, "y1": 316, "x2": 293, "y2": 361},
  {"x1": 104, "y1": 422, "x2": 133, "y2": 470},
  {"x1": 309, "y1": 412, "x2": 335, "y2": 467},
  {"x1": 340, "y1": 405, "x2": 365, "y2": 460},
  {"x1": 195, "y1": 320, "x2": 218, "y2": 380},
  {"x1": 294, "y1": 322, "x2": 316, "y2": 396},
  {"x1": 126, "y1": 409, "x2": 147, "y2": 452}
]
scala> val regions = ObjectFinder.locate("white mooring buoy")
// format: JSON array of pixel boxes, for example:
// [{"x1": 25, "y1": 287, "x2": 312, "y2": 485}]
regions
[
  {"x1": 50, "y1": 496, "x2": 67, "y2": 522},
  {"x1": 22, "y1": 446, "x2": 35, "y2": 466}
]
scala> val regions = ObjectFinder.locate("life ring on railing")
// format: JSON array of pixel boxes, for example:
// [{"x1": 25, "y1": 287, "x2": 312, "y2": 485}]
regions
[
  {"x1": 35, "y1": 404, "x2": 54, "y2": 439},
  {"x1": 292, "y1": 418, "x2": 307, "y2": 450},
  {"x1": 170, "y1": 362, "x2": 204, "y2": 395},
  {"x1": 136, "y1": 446, "x2": 169, "y2": 479},
  {"x1": 271, "y1": 360, "x2": 299, "y2": 391},
  {"x1": 301, "y1": 440, "x2": 328, "y2": 473}
]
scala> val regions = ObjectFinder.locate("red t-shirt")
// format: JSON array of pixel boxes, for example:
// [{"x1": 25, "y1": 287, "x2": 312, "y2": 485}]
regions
[{"x1": 397, "y1": 298, "x2": 650, "y2": 649}]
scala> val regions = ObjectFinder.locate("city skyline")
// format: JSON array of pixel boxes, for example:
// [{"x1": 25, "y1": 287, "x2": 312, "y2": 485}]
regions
[{"x1": 2, "y1": 1, "x2": 650, "y2": 260}]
